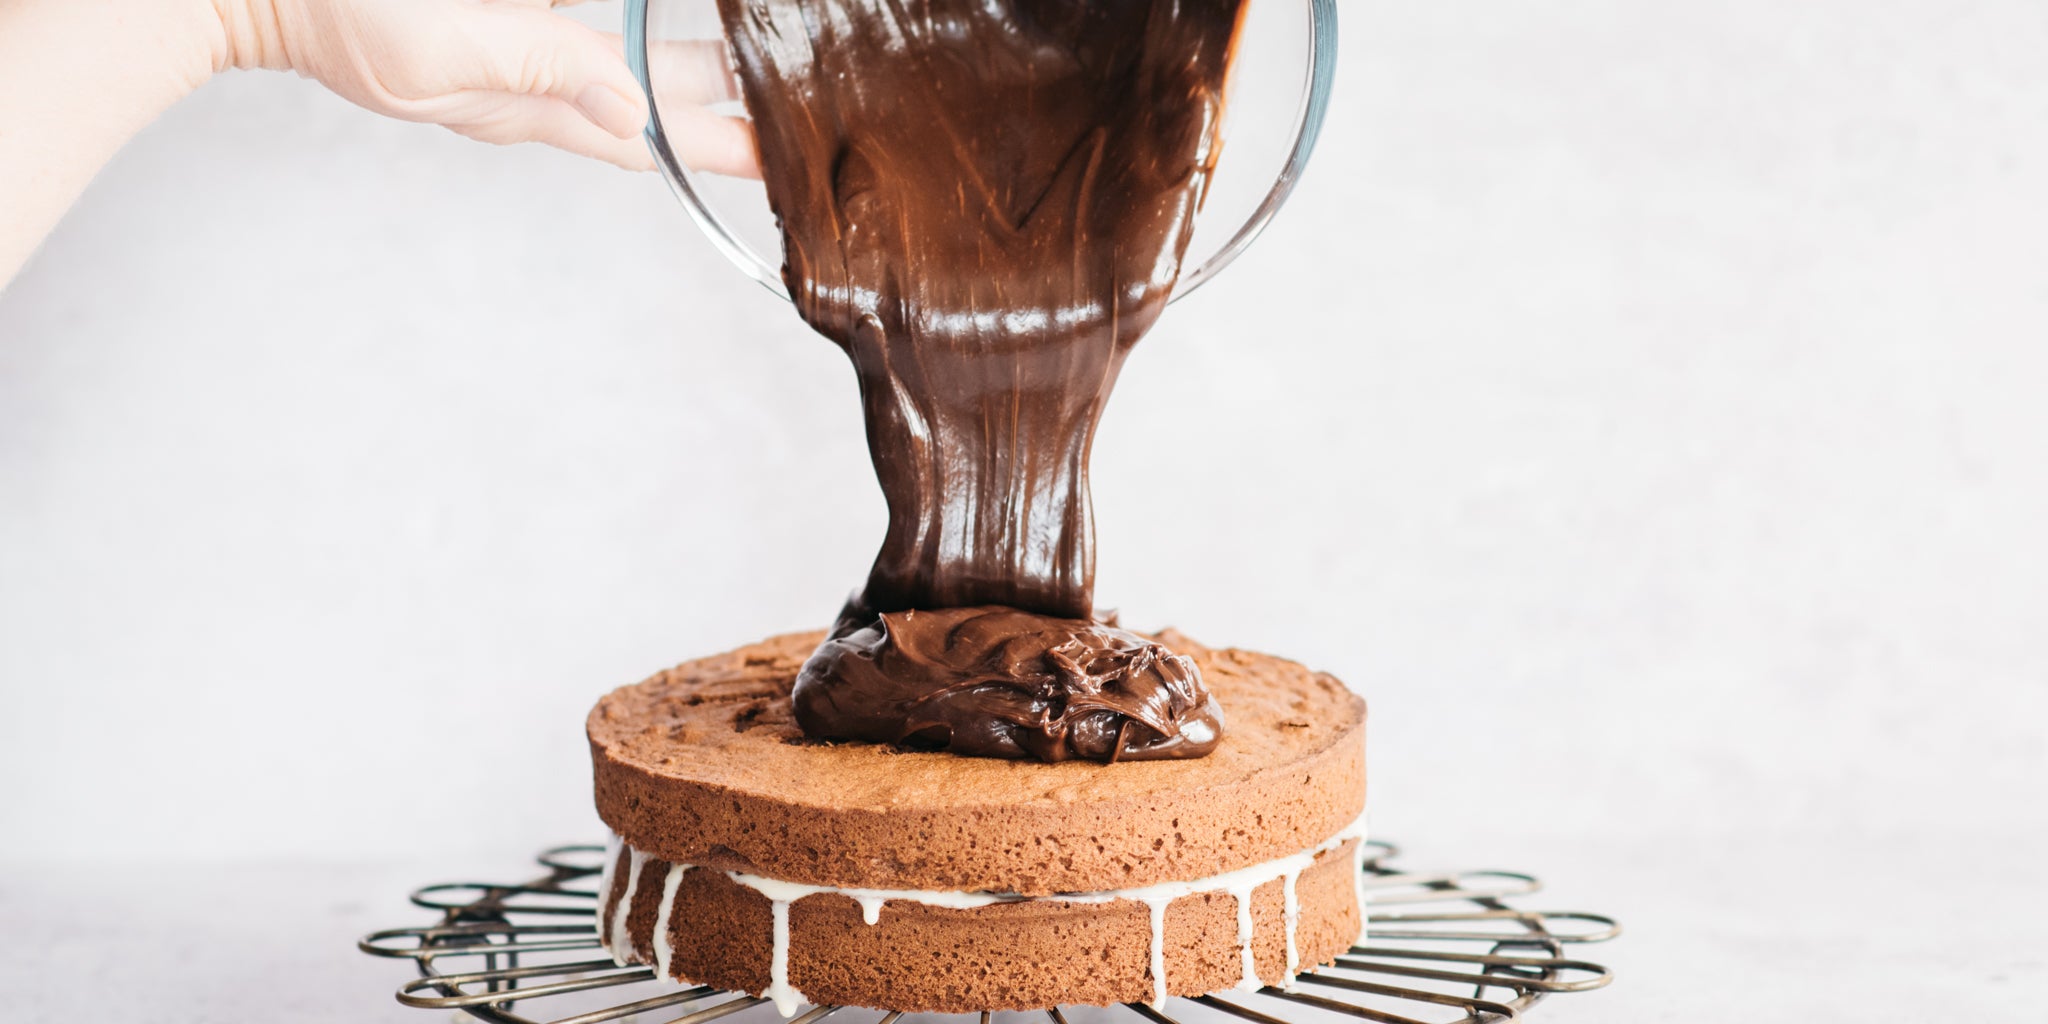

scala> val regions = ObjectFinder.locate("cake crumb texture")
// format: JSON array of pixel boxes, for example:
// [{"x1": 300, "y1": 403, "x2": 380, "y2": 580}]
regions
[{"x1": 589, "y1": 629, "x2": 1368, "y2": 894}]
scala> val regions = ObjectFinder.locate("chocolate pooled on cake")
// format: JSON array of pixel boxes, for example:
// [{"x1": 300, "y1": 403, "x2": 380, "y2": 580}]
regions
[{"x1": 796, "y1": 607, "x2": 1224, "y2": 762}]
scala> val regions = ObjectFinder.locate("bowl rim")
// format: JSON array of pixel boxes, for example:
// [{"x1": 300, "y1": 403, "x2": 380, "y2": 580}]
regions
[{"x1": 625, "y1": 0, "x2": 1340, "y2": 305}]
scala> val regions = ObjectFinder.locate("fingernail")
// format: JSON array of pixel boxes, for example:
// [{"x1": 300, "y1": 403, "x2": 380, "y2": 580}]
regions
[{"x1": 576, "y1": 85, "x2": 646, "y2": 138}]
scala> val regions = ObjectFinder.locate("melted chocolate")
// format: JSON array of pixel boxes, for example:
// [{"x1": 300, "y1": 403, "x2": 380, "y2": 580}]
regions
[
  {"x1": 796, "y1": 607, "x2": 1222, "y2": 761},
  {"x1": 718, "y1": 0, "x2": 1244, "y2": 761}
]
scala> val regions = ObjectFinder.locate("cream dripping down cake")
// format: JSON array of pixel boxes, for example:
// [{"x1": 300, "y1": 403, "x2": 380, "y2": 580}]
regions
[{"x1": 589, "y1": 0, "x2": 1366, "y2": 1012}]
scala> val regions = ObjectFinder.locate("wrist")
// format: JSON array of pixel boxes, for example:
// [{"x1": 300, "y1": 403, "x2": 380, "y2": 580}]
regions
[
  {"x1": 90, "y1": 0, "x2": 228, "y2": 105},
  {"x1": 0, "y1": 0, "x2": 234, "y2": 285},
  {"x1": 144, "y1": 0, "x2": 229, "y2": 95},
  {"x1": 208, "y1": 0, "x2": 290, "y2": 73}
]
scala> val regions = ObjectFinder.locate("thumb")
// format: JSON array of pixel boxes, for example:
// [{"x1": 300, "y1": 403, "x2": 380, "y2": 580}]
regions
[{"x1": 454, "y1": 6, "x2": 650, "y2": 139}]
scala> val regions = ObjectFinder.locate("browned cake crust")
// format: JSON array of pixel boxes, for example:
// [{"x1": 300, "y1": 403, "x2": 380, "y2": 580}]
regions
[
  {"x1": 588, "y1": 629, "x2": 1367, "y2": 894},
  {"x1": 600, "y1": 839, "x2": 1363, "y2": 1012}
]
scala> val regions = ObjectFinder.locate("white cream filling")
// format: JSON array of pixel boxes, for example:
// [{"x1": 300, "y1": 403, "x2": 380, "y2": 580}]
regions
[
  {"x1": 595, "y1": 832, "x2": 623, "y2": 960},
  {"x1": 607, "y1": 846, "x2": 649, "y2": 967},
  {"x1": 1230, "y1": 877, "x2": 1260, "y2": 991},
  {"x1": 599, "y1": 811, "x2": 1367, "y2": 1014},
  {"x1": 767, "y1": 896, "x2": 796, "y2": 1014},
  {"x1": 1281, "y1": 869, "x2": 1301, "y2": 987},
  {"x1": 1145, "y1": 896, "x2": 1171, "y2": 1006},
  {"x1": 1349, "y1": 812, "x2": 1372, "y2": 946},
  {"x1": 652, "y1": 863, "x2": 691, "y2": 981}
]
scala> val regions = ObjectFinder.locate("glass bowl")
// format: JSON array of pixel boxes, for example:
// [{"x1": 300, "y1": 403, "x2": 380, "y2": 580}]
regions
[{"x1": 624, "y1": 0, "x2": 1338, "y2": 304}]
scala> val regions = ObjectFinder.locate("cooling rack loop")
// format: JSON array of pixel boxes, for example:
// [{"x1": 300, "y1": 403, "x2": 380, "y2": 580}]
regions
[
  {"x1": 1367, "y1": 909, "x2": 1622, "y2": 945},
  {"x1": 411, "y1": 882, "x2": 602, "y2": 914},
  {"x1": 537, "y1": 845, "x2": 611, "y2": 876}
]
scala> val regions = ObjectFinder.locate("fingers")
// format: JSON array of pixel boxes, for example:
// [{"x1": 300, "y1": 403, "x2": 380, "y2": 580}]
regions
[
  {"x1": 455, "y1": 4, "x2": 649, "y2": 139},
  {"x1": 643, "y1": 38, "x2": 757, "y2": 177},
  {"x1": 447, "y1": 94, "x2": 657, "y2": 171},
  {"x1": 659, "y1": 103, "x2": 762, "y2": 179},
  {"x1": 648, "y1": 39, "x2": 741, "y2": 107},
  {"x1": 440, "y1": 89, "x2": 754, "y2": 177},
  {"x1": 440, "y1": 6, "x2": 757, "y2": 176}
]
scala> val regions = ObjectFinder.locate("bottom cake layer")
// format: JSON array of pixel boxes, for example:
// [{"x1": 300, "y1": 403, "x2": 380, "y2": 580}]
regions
[{"x1": 596, "y1": 825, "x2": 1368, "y2": 1013}]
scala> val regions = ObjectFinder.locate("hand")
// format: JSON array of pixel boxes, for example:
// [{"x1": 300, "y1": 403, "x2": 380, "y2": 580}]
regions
[
  {"x1": 211, "y1": 0, "x2": 759, "y2": 175},
  {"x1": 0, "y1": 0, "x2": 760, "y2": 287}
]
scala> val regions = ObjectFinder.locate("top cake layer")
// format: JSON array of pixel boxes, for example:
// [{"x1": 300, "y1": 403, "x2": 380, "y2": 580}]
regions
[{"x1": 588, "y1": 628, "x2": 1365, "y2": 895}]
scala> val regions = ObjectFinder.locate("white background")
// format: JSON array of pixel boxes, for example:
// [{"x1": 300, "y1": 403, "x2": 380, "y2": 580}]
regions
[{"x1": 3, "y1": 1, "x2": 2045, "y2": 1021}]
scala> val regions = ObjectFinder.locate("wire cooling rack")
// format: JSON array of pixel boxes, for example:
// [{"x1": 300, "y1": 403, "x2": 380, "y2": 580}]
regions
[{"x1": 359, "y1": 841, "x2": 1617, "y2": 1024}]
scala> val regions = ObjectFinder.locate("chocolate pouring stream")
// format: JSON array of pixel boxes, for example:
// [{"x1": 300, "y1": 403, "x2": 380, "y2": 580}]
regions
[{"x1": 716, "y1": 0, "x2": 1248, "y2": 762}]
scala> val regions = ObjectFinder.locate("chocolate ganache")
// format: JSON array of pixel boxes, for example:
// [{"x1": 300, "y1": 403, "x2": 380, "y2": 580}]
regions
[{"x1": 717, "y1": 0, "x2": 1245, "y2": 761}]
